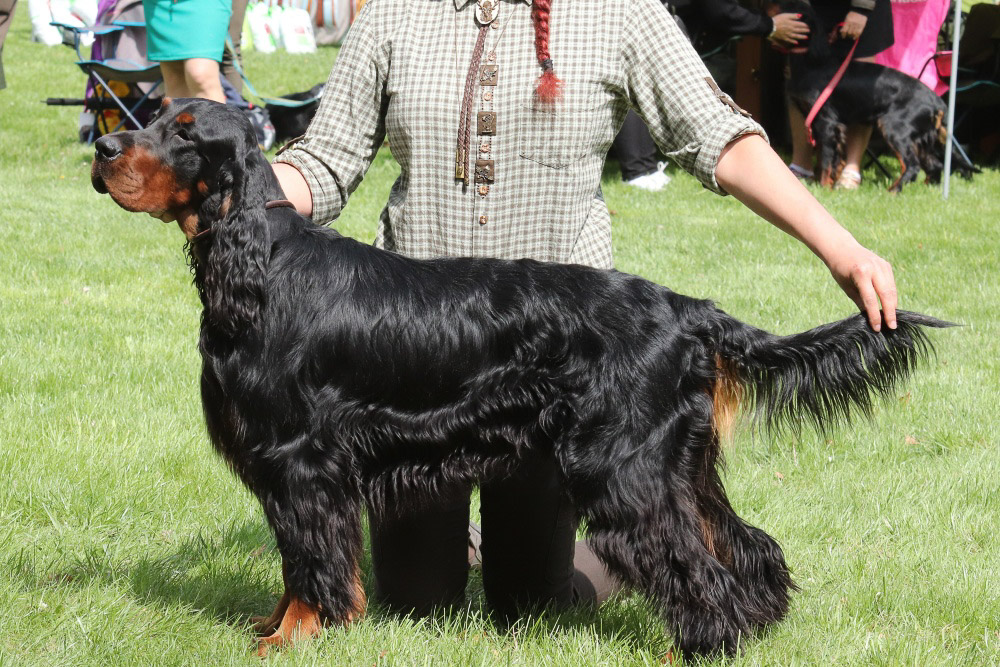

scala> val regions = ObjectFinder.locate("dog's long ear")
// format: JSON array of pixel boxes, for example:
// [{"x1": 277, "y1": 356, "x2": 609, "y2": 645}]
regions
[{"x1": 202, "y1": 126, "x2": 271, "y2": 339}]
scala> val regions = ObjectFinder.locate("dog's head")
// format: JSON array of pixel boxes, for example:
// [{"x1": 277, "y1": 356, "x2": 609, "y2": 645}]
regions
[
  {"x1": 93, "y1": 98, "x2": 277, "y2": 336},
  {"x1": 91, "y1": 98, "x2": 264, "y2": 239}
]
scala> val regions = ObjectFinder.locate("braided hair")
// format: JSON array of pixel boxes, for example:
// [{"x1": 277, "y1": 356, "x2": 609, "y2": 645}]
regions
[{"x1": 532, "y1": 0, "x2": 562, "y2": 103}]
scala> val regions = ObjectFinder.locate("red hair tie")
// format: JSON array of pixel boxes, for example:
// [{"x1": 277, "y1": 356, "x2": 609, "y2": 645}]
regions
[{"x1": 532, "y1": 0, "x2": 562, "y2": 103}]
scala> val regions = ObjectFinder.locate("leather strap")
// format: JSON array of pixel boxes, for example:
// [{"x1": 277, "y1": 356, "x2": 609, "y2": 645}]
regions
[
  {"x1": 805, "y1": 32, "x2": 860, "y2": 147},
  {"x1": 191, "y1": 199, "x2": 297, "y2": 242},
  {"x1": 456, "y1": 25, "x2": 490, "y2": 185}
]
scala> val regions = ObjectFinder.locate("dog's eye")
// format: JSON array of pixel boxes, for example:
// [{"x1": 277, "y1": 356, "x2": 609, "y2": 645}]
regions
[{"x1": 176, "y1": 128, "x2": 193, "y2": 143}]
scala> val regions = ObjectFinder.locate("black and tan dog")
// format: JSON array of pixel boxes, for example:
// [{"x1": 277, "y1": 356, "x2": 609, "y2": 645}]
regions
[
  {"x1": 91, "y1": 98, "x2": 950, "y2": 658},
  {"x1": 783, "y1": 0, "x2": 977, "y2": 191}
]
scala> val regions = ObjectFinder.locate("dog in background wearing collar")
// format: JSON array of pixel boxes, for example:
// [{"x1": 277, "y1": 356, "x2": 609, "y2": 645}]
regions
[{"x1": 782, "y1": 0, "x2": 977, "y2": 191}]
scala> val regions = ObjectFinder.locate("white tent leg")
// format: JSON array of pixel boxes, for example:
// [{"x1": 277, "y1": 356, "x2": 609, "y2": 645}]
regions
[{"x1": 943, "y1": 0, "x2": 963, "y2": 199}]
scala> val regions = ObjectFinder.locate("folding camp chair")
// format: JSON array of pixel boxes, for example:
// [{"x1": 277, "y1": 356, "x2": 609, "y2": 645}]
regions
[
  {"x1": 914, "y1": 4, "x2": 1000, "y2": 162},
  {"x1": 46, "y1": 0, "x2": 162, "y2": 142}
]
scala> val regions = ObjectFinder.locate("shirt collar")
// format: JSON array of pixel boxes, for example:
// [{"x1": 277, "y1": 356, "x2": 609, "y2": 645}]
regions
[{"x1": 454, "y1": 0, "x2": 532, "y2": 10}]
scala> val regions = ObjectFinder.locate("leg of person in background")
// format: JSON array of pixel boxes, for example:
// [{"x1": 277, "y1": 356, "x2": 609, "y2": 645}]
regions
[
  {"x1": 222, "y1": 0, "x2": 250, "y2": 94},
  {"x1": 0, "y1": 0, "x2": 17, "y2": 91},
  {"x1": 786, "y1": 102, "x2": 814, "y2": 181},
  {"x1": 613, "y1": 110, "x2": 670, "y2": 192},
  {"x1": 159, "y1": 58, "x2": 226, "y2": 103},
  {"x1": 836, "y1": 55, "x2": 878, "y2": 190}
]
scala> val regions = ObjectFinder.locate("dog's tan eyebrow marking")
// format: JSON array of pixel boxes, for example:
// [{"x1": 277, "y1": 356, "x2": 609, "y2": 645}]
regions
[{"x1": 176, "y1": 112, "x2": 195, "y2": 125}]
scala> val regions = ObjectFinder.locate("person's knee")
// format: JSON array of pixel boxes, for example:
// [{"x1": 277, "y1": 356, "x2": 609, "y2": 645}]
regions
[{"x1": 183, "y1": 58, "x2": 223, "y2": 98}]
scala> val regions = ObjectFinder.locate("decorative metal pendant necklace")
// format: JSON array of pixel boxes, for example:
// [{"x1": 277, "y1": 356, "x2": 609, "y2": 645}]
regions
[
  {"x1": 475, "y1": 0, "x2": 498, "y2": 26},
  {"x1": 455, "y1": 0, "x2": 516, "y2": 190}
]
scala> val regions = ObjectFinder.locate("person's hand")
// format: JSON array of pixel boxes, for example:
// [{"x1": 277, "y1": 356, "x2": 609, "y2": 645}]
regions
[
  {"x1": 840, "y1": 11, "x2": 868, "y2": 41},
  {"x1": 769, "y1": 13, "x2": 809, "y2": 47},
  {"x1": 822, "y1": 241, "x2": 897, "y2": 331}
]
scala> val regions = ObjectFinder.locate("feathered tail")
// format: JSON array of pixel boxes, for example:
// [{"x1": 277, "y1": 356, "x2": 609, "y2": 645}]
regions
[{"x1": 698, "y1": 310, "x2": 954, "y2": 434}]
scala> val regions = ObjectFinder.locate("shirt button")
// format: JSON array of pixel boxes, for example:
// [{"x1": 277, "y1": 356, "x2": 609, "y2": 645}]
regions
[{"x1": 479, "y1": 215, "x2": 488, "y2": 225}]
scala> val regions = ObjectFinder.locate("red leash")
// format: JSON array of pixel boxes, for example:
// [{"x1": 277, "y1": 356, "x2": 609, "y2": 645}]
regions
[{"x1": 805, "y1": 29, "x2": 860, "y2": 147}]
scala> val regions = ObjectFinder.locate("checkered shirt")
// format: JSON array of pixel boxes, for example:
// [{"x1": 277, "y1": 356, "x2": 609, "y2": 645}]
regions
[{"x1": 274, "y1": 0, "x2": 765, "y2": 269}]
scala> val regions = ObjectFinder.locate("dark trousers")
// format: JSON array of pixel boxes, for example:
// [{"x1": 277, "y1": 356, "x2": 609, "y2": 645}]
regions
[
  {"x1": 369, "y1": 449, "x2": 620, "y2": 619},
  {"x1": 611, "y1": 110, "x2": 659, "y2": 181}
]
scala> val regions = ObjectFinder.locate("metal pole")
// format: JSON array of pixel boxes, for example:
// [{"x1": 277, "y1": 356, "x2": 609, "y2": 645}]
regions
[{"x1": 943, "y1": 0, "x2": 962, "y2": 199}]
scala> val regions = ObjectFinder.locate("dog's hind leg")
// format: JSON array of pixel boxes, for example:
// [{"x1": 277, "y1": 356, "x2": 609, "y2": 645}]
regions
[
  {"x1": 697, "y1": 363, "x2": 795, "y2": 628},
  {"x1": 693, "y1": 461, "x2": 794, "y2": 630},
  {"x1": 880, "y1": 124, "x2": 922, "y2": 193},
  {"x1": 561, "y1": 396, "x2": 763, "y2": 658},
  {"x1": 813, "y1": 116, "x2": 847, "y2": 188}
]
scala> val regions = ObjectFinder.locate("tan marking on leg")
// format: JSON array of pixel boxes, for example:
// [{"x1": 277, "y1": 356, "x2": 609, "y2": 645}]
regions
[
  {"x1": 820, "y1": 165, "x2": 834, "y2": 188},
  {"x1": 252, "y1": 591, "x2": 290, "y2": 637},
  {"x1": 711, "y1": 355, "x2": 743, "y2": 444},
  {"x1": 347, "y1": 567, "x2": 367, "y2": 622},
  {"x1": 256, "y1": 597, "x2": 323, "y2": 657},
  {"x1": 889, "y1": 152, "x2": 906, "y2": 192}
]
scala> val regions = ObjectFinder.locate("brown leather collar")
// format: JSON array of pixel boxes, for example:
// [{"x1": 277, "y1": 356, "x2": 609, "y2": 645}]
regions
[{"x1": 191, "y1": 199, "x2": 296, "y2": 242}]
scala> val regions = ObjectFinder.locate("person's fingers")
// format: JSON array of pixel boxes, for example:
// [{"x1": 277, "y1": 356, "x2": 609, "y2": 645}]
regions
[
  {"x1": 873, "y1": 260, "x2": 898, "y2": 329},
  {"x1": 856, "y1": 276, "x2": 883, "y2": 332}
]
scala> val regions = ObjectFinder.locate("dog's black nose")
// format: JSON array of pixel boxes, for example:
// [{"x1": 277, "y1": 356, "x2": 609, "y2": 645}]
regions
[{"x1": 94, "y1": 136, "x2": 122, "y2": 162}]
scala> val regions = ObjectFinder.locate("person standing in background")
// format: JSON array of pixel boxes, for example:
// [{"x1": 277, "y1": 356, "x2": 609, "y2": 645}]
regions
[
  {"x1": 787, "y1": 0, "x2": 895, "y2": 187},
  {"x1": 222, "y1": 0, "x2": 250, "y2": 95},
  {"x1": 612, "y1": 0, "x2": 810, "y2": 192},
  {"x1": 142, "y1": 0, "x2": 232, "y2": 102},
  {"x1": 0, "y1": 0, "x2": 17, "y2": 90}
]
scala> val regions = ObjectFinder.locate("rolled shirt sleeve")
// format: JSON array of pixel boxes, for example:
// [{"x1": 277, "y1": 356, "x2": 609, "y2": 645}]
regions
[
  {"x1": 273, "y1": 0, "x2": 397, "y2": 224},
  {"x1": 621, "y1": 0, "x2": 767, "y2": 194}
]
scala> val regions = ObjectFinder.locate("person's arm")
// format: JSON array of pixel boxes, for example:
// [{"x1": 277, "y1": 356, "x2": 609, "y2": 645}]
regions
[
  {"x1": 698, "y1": 0, "x2": 772, "y2": 36},
  {"x1": 842, "y1": 0, "x2": 875, "y2": 40},
  {"x1": 696, "y1": 0, "x2": 808, "y2": 46},
  {"x1": 622, "y1": 0, "x2": 896, "y2": 331},
  {"x1": 716, "y1": 135, "x2": 897, "y2": 331},
  {"x1": 271, "y1": 0, "x2": 397, "y2": 223},
  {"x1": 274, "y1": 162, "x2": 314, "y2": 217}
]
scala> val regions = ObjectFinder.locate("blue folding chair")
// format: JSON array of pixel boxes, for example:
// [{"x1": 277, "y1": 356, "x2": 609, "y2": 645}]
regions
[{"x1": 47, "y1": 0, "x2": 162, "y2": 142}]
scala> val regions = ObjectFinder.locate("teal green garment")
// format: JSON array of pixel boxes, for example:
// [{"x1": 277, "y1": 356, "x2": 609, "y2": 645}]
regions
[{"x1": 142, "y1": 0, "x2": 232, "y2": 62}]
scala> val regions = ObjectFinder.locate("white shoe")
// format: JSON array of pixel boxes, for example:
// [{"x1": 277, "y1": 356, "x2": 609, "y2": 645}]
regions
[{"x1": 625, "y1": 161, "x2": 671, "y2": 192}]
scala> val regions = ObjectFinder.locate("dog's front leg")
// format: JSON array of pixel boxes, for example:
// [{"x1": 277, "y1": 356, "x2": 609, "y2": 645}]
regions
[
  {"x1": 256, "y1": 564, "x2": 366, "y2": 656},
  {"x1": 252, "y1": 560, "x2": 291, "y2": 636},
  {"x1": 254, "y1": 480, "x2": 366, "y2": 656},
  {"x1": 256, "y1": 596, "x2": 324, "y2": 657}
]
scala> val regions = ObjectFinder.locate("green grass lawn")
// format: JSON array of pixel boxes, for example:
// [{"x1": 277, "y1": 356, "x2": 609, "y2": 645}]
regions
[{"x1": 2, "y1": 9, "x2": 998, "y2": 666}]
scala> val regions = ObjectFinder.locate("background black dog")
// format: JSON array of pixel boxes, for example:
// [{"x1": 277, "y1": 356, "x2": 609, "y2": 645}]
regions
[
  {"x1": 783, "y1": 0, "x2": 977, "y2": 191},
  {"x1": 90, "y1": 99, "x2": 951, "y2": 659},
  {"x1": 266, "y1": 83, "x2": 324, "y2": 143}
]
